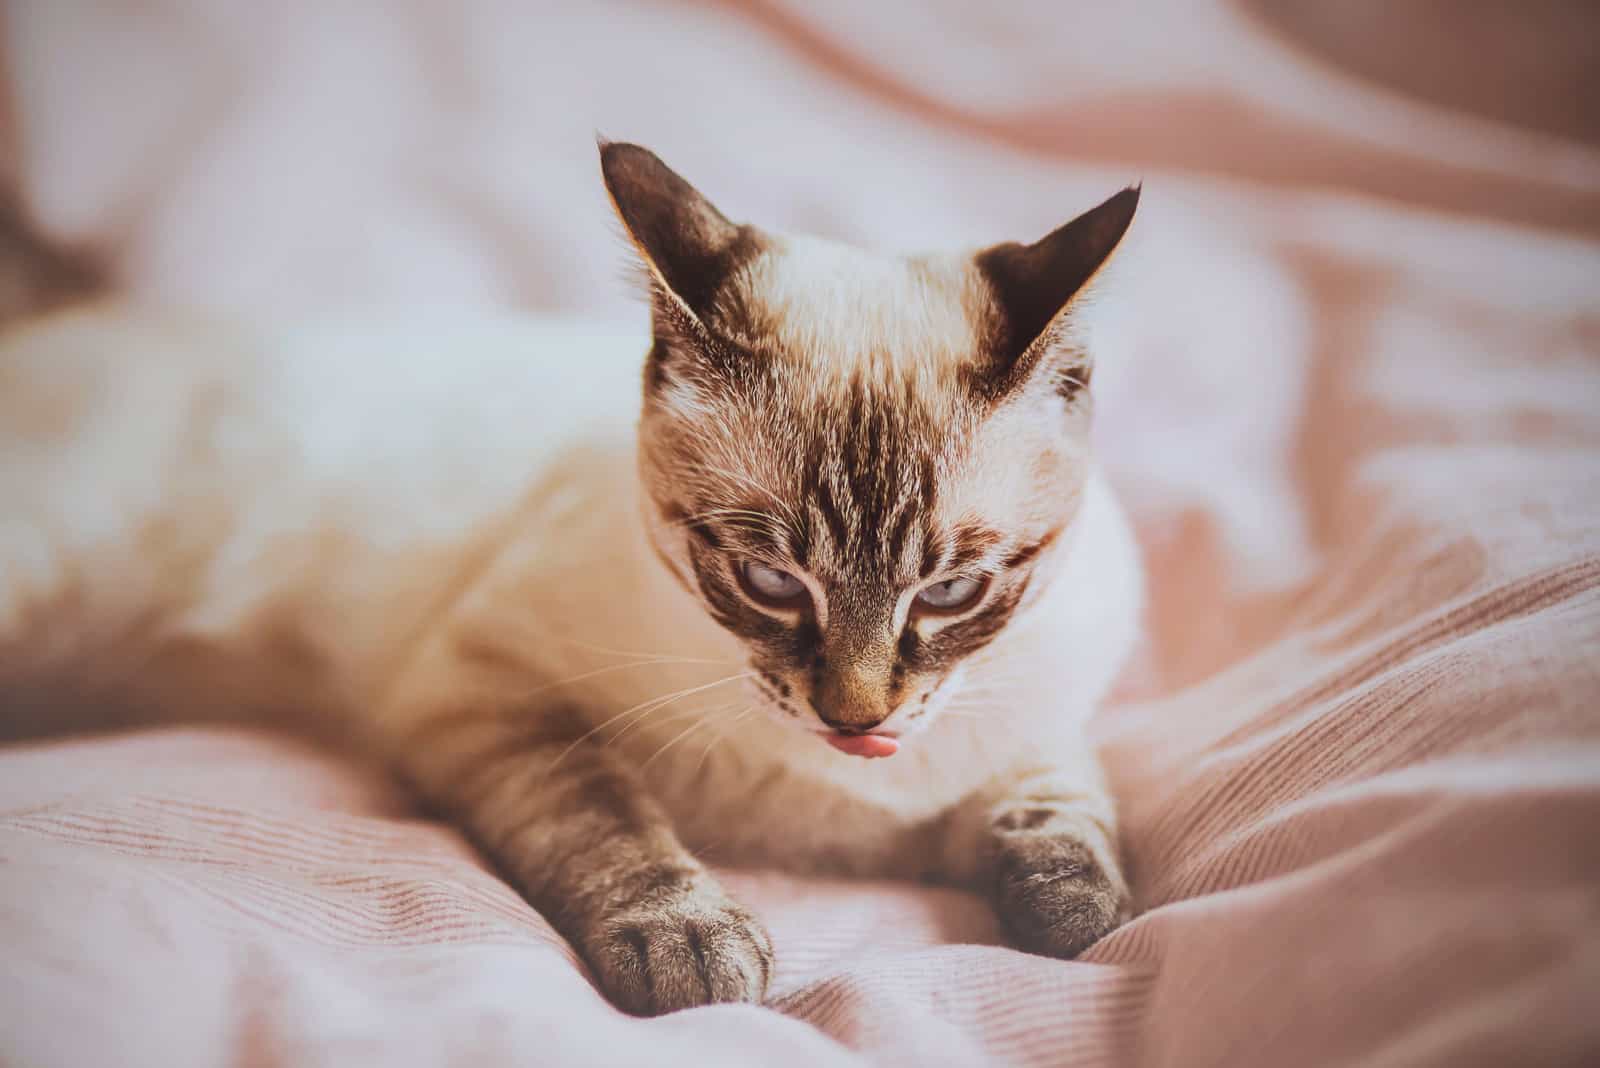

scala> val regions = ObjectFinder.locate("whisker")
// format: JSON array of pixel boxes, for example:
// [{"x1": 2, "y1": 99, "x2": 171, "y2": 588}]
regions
[
  {"x1": 642, "y1": 705, "x2": 727, "y2": 731},
  {"x1": 641, "y1": 715, "x2": 719, "y2": 770},
  {"x1": 694, "y1": 705, "x2": 756, "y2": 777},
  {"x1": 548, "y1": 671, "x2": 755, "y2": 769},
  {"x1": 513, "y1": 657, "x2": 736, "y2": 702},
  {"x1": 609, "y1": 670, "x2": 758, "y2": 746},
  {"x1": 536, "y1": 632, "x2": 737, "y2": 666},
  {"x1": 649, "y1": 698, "x2": 746, "y2": 726}
]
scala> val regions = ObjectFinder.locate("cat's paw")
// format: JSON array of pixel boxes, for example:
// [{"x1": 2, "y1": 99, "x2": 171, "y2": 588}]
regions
[
  {"x1": 991, "y1": 833, "x2": 1131, "y2": 959},
  {"x1": 584, "y1": 877, "x2": 773, "y2": 1016}
]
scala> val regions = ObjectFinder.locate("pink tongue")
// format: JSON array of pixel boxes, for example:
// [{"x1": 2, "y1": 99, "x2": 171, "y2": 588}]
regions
[{"x1": 825, "y1": 733, "x2": 900, "y2": 758}]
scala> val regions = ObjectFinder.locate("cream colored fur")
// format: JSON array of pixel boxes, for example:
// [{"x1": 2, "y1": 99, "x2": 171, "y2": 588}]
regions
[{"x1": 0, "y1": 302, "x2": 1140, "y2": 880}]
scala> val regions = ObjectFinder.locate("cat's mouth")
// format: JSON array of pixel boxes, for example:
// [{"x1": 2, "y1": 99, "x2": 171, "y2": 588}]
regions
[{"x1": 821, "y1": 731, "x2": 900, "y2": 759}]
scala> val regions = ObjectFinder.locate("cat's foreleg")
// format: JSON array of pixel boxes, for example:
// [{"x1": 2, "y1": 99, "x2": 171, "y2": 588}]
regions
[
  {"x1": 385, "y1": 704, "x2": 772, "y2": 1015},
  {"x1": 945, "y1": 756, "x2": 1132, "y2": 958}
]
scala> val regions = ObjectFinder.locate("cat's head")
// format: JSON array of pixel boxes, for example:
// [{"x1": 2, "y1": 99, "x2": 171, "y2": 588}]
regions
[{"x1": 601, "y1": 142, "x2": 1136, "y2": 753}]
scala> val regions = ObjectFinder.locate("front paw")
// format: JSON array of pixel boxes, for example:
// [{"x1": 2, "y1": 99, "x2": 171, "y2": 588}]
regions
[
  {"x1": 991, "y1": 832, "x2": 1131, "y2": 959},
  {"x1": 584, "y1": 876, "x2": 773, "y2": 1016}
]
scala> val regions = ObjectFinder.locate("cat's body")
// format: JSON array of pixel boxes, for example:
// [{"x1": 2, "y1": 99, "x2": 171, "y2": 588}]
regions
[
  {"x1": 1, "y1": 308, "x2": 1138, "y2": 876},
  {"x1": 1, "y1": 144, "x2": 1144, "y2": 1014}
]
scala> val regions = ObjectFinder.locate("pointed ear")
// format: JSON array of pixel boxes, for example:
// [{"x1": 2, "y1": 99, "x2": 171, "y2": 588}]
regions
[
  {"x1": 599, "y1": 141, "x2": 762, "y2": 323},
  {"x1": 972, "y1": 185, "x2": 1139, "y2": 401}
]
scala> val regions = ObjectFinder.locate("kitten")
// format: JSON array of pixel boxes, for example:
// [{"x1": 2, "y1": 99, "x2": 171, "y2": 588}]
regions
[{"x1": 0, "y1": 143, "x2": 1143, "y2": 1015}]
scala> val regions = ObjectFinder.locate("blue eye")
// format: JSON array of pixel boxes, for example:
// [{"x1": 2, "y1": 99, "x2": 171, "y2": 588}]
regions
[
  {"x1": 738, "y1": 561, "x2": 807, "y2": 605},
  {"x1": 915, "y1": 575, "x2": 986, "y2": 613}
]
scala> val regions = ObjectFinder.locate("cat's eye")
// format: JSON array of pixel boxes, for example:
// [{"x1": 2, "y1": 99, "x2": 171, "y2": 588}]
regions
[
  {"x1": 737, "y1": 560, "x2": 808, "y2": 607},
  {"x1": 914, "y1": 575, "x2": 988, "y2": 615}
]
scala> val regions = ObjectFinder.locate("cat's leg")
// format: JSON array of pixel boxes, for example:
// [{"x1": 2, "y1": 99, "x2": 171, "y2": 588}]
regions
[
  {"x1": 943, "y1": 752, "x2": 1132, "y2": 958},
  {"x1": 386, "y1": 704, "x2": 772, "y2": 1015}
]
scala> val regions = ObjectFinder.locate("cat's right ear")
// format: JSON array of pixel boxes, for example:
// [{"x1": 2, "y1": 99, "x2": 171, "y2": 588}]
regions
[
  {"x1": 599, "y1": 141, "x2": 760, "y2": 327},
  {"x1": 970, "y1": 186, "x2": 1139, "y2": 404}
]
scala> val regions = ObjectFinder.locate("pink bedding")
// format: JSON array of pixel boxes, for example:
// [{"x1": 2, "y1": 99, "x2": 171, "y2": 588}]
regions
[{"x1": 3, "y1": 3, "x2": 1598, "y2": 1065}]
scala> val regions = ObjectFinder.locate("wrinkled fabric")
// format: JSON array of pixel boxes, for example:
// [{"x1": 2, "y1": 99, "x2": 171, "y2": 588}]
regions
[{"x1": 3, "y1": 2, "x2": 1598, "y2": 1066}]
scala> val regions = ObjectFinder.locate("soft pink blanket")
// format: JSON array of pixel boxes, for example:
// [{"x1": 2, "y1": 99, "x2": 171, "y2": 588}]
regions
[{"x1": 3, "y1": 3, "x2": 1598, "y2": 1065}]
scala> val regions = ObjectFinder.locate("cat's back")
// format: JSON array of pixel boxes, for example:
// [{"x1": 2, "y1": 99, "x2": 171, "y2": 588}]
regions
[
  {"x1": 1, "y1": 304, "x2": 645, "y2": 502},
  {"x1": 0, "y1": 305, "x2": 648, "y2": 735}
]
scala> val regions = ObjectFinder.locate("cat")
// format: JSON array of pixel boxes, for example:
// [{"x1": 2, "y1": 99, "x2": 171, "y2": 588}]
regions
[{"x1": 0, "y1": 142, "x2": 1143, "y2": 1016}]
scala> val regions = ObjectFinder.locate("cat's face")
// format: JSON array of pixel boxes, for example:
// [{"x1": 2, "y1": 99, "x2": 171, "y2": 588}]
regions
[{"x1": 602, "y1": 143, "x2": 1136, "y2": 751}]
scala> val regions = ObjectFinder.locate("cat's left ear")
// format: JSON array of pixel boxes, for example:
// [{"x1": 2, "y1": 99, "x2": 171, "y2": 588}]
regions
[
  {"x1": 972, "y1": 185, "x2": 1139, "y2": 402},
  {"x1": 599, "y1": 140, "x2": 762, "y2": 326}
]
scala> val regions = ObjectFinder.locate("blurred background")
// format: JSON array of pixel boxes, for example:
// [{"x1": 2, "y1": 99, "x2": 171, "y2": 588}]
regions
[
  {"x1": 4, "y1": 2, "x2": 1595, "y2": 311},
  {"x1": 3, "y1": 0, "x2": 1596, "y2": 690}
]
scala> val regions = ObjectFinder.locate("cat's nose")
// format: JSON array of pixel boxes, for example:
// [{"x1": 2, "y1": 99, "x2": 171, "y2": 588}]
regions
[
  {"x1": 816, "y1": 712, "x2": 886, "y2": 735},
  {"x1": 812, "y1": 665, "x2": 891, "y2": 733}
]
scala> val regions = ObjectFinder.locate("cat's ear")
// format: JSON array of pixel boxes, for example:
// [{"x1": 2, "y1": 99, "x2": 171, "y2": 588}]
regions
[
  {"x1": 971, "y1": 185, "x2": 1139, "y2": 402},
  {"x1": 599, "y1": 140, "x2": 761, "y2": 325}
]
